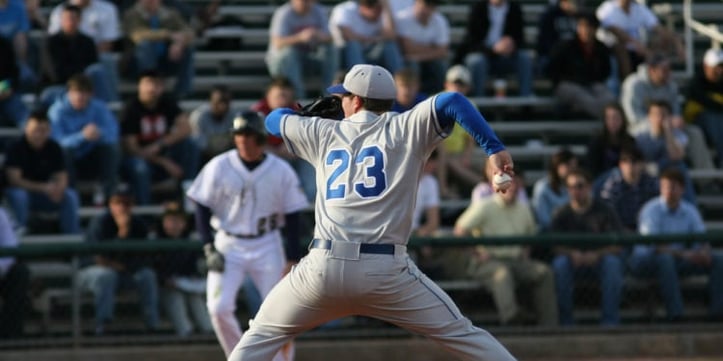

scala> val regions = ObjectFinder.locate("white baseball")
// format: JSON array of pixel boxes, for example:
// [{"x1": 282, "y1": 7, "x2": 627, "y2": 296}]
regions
[{"x1": 492, "y1": 173, "x2": 513, "y2": 190}]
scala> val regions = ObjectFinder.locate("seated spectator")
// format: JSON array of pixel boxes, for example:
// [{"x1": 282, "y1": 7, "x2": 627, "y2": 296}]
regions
[
  {"x1": 621, "y1": 54, "x2": 714, "y2": 175},
  {"x1": 154, "y1": 201, "x2": 212, "y2": 337},
  {"x1": 547, "y1": 12, "x2": 615, "y2": 119},
  {"x1": 596, "y1": 0, "x2": 684, "y2": 78},
  {"x1": 77, "y1": 186, "x2": 159, "y2": 335},
  {"x1": 391, "y1": 68, "x2": 427, "y2": 113},
  {"x1": 4, "y1": 110, "x2": 80, "y2": 234},
  {"x1": 0, "y1": 202, "x2": 30, "y2": 339},
  {"x1": 531, "y1": 148, "x2": 577, "y2": 232},
  {"x1": 43, "y1": 4, "x2": 117, "y2": 104},
  {"x1": 25, "y1": 0, "x2": 47, "y2": 30},
  {"x1": 454, "y1": 171, "x2": 558, "y2": 326},
  {"x1": 550, "y1": 168, "x2": 625, "y2": 326},
  {"x1": 630, "y1": 167, "x2": 723, "y2": 321},
  {"x1": 329, "y1": 0, "x2": 403, "y2": 73},
  {"x1": 266, "y1": 0, "x2": 337, "y2": 100},
  {"x1": 436, "y1": 65, "x2": 483, "y2": 199},
  {"x1": 48, "y1": 74, "x2": 121, "y2": 201},
  {"x1": 413, "y1": 149, "x2": 441, "y2": 237},
  {"x1": 0, "y1": 35, "x2": 28, "y2": 127},
  {"x1": 0, "y1": 0, "x2": 37, "y2": 90},
  {"x1": 586, "y1": 102, "x2": 637, "y2": 180},
  {"x1": 123, "y1": 0, "x2": 194, "y2": 98},
  {"x1": 684, "y1": 48, "x2": 723, "y2": 168},
  {"x1": 47, "y1": 0, "x2": 122, "y2": 102},
  {"x1": 535, "y1": 0, "x2": 578, "y2": 74},
  {"x1": 454, "y1": 0, "x2": 533, "y2": 97},
  {"x1": 597, "y1": 146, "x2": 659, "y2": 232},
  {"x1": 189, "y1": 85, "x2": 238, "y2": 164},
  {"x1": 395, "y1": 0, "x2": 449, "y2": 94},
  {"x1": 635, "y1": 100, "x2": 696, "y2": 204}
]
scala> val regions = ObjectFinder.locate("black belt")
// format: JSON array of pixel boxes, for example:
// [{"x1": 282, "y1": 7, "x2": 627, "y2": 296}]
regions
[
  {"x1": 309, "y1": 239, "x2": 396, "y2": 255},
  {"x1": 225, "y1": 230, "x2": 265, "y2": 239}
]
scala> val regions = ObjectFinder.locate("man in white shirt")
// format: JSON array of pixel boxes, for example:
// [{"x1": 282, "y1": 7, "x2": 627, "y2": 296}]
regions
[
  {"x1": 395, "y1": 0, "x2": 450, "y2": 93},
  {"x1": 329, "y1": 0, "x2": 403, "y2": 73}
]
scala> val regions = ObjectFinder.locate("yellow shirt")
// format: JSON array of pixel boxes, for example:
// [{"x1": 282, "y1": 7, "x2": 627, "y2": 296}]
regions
[
  {"x1": 442, "y1": 124, "x2": 469, "y2": 155},
  {"x1": 455, "y1": 194, "x2": 537, "y2": 259}
]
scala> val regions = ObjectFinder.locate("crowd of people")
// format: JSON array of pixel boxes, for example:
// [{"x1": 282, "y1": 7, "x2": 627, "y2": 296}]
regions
[{"x1": 0, "y1": 0, "x2": 722, "y2": 340}]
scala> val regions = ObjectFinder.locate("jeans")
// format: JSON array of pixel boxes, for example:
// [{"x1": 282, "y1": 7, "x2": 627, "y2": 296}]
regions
[
  {"x1": 465, "y1": 50, "x2": 533, "y2": 96},
  {"x1": 340, "y1": 40, "x2": 403, "y2": 74},
  {"x1": 266, "y1": 44, "x2": 339, "y2": 99},
  {"x1": 405, "y1": 58, "x2": 447, "y2": 95},
  {"x1": 162, "y1": 285, "x2": 213, "y2": 336},
  {"x1": 123, "y1": 138, "x2": 200, "y2": 204},
  {"x1": 4, "y1": 187, "x2": 80, "y2": 234},
  {"x1": 0, "y1": 92, "x2": 29, "y2": 127},
  {"x1": 64, "y1": 143, "x2": 121, "y2": 200},
  {"x1": 76, "y1": 265, "x2": 160, "y2": 330},
  {"x1": 0, "y1": 262, "x2": 30, "y2": 338},
  {"x1": 134, "y1": 41, "x2": 195, "y2": 98},
  {"x1": 553, "y1": 253, "x2": 624, "y2": 326},
  {"x1": 695, "y1": 110, "x2": 723, "y2": 168}
]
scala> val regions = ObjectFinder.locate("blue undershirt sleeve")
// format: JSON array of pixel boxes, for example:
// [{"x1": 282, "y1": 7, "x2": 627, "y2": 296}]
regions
[
  {"x1": 265, "y1": 108, "x2": 297, "y2": 137},
  {"x1": 282, "y1": 211, "x2": 302, "y2": 262},
  {"x1": 433, "y1": 92, "x2": 506, "y2": 155},
  {"x1": 194, "y1": 203, "x2": 214, "y2": 245}
]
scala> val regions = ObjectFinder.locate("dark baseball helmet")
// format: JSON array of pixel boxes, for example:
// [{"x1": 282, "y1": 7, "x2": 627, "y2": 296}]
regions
[{"x1": 231, "y1": 110, "x2": 266, "y2": 138}]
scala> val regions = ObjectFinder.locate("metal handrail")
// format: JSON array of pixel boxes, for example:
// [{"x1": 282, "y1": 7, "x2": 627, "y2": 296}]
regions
[{"x1": 683, "y1": 0, "x2": 723, "y2": 77}]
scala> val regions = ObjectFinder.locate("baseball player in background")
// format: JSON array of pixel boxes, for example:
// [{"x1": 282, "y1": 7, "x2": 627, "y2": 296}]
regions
[
  {"x1": 228, "y1": 64, "x2": 517, "y2": 361},
  {"x1": 186, "y1": 111, "x2": 308, "y2": 361}
]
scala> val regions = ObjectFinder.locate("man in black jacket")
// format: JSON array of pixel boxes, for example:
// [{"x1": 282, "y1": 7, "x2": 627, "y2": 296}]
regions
[
  {"x1": 454, "y1": 0, "x2": 533, "y2": 97},
  {"x1": 0, "y1": 36, "x2": 28, "y2": 127},
  {"x1": 684, "y1": 48, "x2": 723, "y2": 167}
]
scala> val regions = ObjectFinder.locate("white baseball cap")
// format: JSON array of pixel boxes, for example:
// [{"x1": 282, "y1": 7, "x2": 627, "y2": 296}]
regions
[
  {"x1": 327, "y1": 64, "x2": 397, "y2": 100},
  {"x1": 704, "y1": 48, "x2": 723, "y2": 67},
  {"x1": 445, "y1": 64, "x2": 472, "y2": 85}
]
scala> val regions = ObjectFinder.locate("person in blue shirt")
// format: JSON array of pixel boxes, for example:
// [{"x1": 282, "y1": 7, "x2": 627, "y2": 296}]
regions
[
  {"x1": 531, "y1": 148, "x2": 578, "y2": 232},
  {"x1": 630, "y1": 167, "x2": 723, "y2": 321},
  {"x1": 48, "y1": 74, "x2": 121, "y2": 201}
]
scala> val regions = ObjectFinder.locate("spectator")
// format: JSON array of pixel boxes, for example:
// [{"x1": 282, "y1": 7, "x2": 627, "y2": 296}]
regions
[
  {"x1": 4, "y1": 110, "x2": 80, "y2": 234},
  {"x1": 596, "y1": 0, "x2": 683, "y2": 78},
  {"x1": 395, "y1": 0, "x2": 449, "y2": 94},
  {"x1": 76, "y1": 186, "x2": 159, "y2": 335},
  {"x1": 0, "y1": 0, "x2": 36, "y2": 90},
  {"x1": 154, "y1": 201, "x2": 213, "y2": 337},
  {"x1": 329, "y1": 0, "x2": 403, "y2": 73},
  {"x1": 455, "y1": 0, "x2": 533, "y2": 97},
  {"x1": 189, "y1": 85, "x2": 238, "y2": 164},
  {"x1": 120, "y1": 70, "x2": 199, "y2": 204},
  {"x1": 547, "y1": 12, "x2": 615, "y2": 120},
  {"x1": 43, "y1": 4, "x2": 117, "y2": 105},
  {"x1": 391, "y1": 67, "x2": 427, "y2": 113},
  {"x1": 48, "y1": 0, "x2": 122, "y2": 101},
  {"x1": 550, "y1": 168, "x2": 625, "y2": 326},
  {"x1": 621, "y1": 54, "x2": 715, "y2": 179},
  {"x1": 266, "y1": 0, "x2": 337, "y2": 100},
  {"x1": 0, "y1": 35, "x2": 28, "y2": 127},
  {"x1": 630, "y1": 167, "x2": 723, "y2": 321},
  {"x1": 251, "y1": 78, "x2": 315, "y2": 203},
  {"x1": 531, "y1": 148, "x2": 577, "y2": 232},
  {"x1": 684, "y1": 48, "x2": 723, "y2": 168},
  {"x1": 471, "y1": 157, "x2": 528, "y2": 204},
  {"x1": 635, "y1": 100, "x2": 696, "y2": 204},
  {"x1": 454, "y1": 171, "x2": 558, "y2": 326},
  {"x1": 25, "y1": 0, "x2": 47, "y2": 30},
  {"x1": 586, "y1": 102, "x2": 637, "y2": 180},
  {"x1": 413, "y1": 149, "x2": 441, "y2": 237},
  {"x1": 436, "y1": 65, "x2": 484, "y2": 199},
  {"x1": 48, "y1": 74, "x2": 121, "y2": 201},
  {"x1": 597, "y1": 145, "x2": 659, "y2": 231},
  {"x1": 123, "y1": 0, "x2": 195, "y2": 98},
  {"x1": 0, "y1": 203, "x2": 30, "y2": 339},
  {"x1": 536, "y1": 0, "x2": 578, "y2": 74}
]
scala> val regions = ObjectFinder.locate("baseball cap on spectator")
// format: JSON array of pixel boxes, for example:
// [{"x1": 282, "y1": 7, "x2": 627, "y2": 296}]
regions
[
  {"x1": 162, "y1": 200, "x2": 186, "y2": 218},
  {"x1": 445, "y1": 65, "x2": 472, "y2": 86},
  {"x1": 109, "y1": 184, "x2": 133, "y2": 204},
  {"x1": 704, "y1": 48, "x2": 723, "y2": 67},
  {"x1": 327, "y1": 64, "x2": 397, "y2": 100}
]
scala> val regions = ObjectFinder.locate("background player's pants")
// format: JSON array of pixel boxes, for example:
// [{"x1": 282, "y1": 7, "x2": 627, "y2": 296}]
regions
[
  {"x1": 228, "y1": 246, "x2": 517, "y2": 361},
  {"x1": 206, "y1": 232, "x2": 293, "y2": 361}
]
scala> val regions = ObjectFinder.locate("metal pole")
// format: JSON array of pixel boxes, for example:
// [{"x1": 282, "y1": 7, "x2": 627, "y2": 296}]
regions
[{"x1": 684, "y1": 0, "x2": 694, "y2": 77}]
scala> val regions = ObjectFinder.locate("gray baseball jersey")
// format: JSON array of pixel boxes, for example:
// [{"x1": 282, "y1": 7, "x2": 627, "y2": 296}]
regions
[{"x1": 282, "y1": 96, "x2": 449, "y2": 245}]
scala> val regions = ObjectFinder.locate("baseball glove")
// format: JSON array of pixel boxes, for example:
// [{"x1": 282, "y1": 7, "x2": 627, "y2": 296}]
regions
[
  {"x1": 297, "y1": 96, "x2": 343, "y2": 120},
  {"x1": 203, "y1": 243, "x2": 225, "y2": 272}
]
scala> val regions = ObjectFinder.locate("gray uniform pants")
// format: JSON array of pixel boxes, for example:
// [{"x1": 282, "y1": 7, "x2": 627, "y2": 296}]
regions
[{"x1": 228, "y1": 244, "x2": 517, "y2": 361}]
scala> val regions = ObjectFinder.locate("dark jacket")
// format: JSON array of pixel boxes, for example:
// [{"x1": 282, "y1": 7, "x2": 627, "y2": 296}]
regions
[
  {"x1": 454, "y1": 0, "x2": 525, "y2": 64},
  {"x1": 547, "y1": 37, "x2": 612, "y2": 85},
  {"x1": 0, "y1": 36, "x2": 19, "y2": 89},
  {"x1": 536, "y1": 3, "x2": 577, "y2": 59},
  {"x1": 685, "y1": 66, "x2": 723, "y2": 113},
  {"x1": 47, "y1": 32, "x2": 99, "y2": 84}
]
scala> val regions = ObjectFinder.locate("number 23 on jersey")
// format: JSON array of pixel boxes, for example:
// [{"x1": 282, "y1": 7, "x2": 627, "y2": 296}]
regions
[{"x1": 325, "y1": 145, "x2": 387, "y2": 200}]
